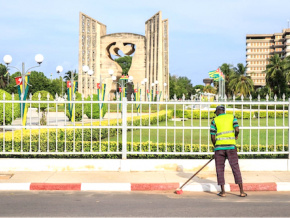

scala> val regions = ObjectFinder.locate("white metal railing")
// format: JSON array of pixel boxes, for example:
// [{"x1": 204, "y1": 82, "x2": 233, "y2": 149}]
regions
[{"x1": 0, "y1": 93, "x2": 289, "y2": 158}]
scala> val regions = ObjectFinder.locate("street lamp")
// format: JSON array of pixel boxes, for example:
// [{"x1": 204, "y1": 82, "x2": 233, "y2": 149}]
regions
[
  {"x1": 138, "y1": 78, "x2": 148, "y2": 99},
  {"x1": 114, "y1": 74, "x2": 133, "y2": 100},
  {"x1": 3, "y1": 54, "x2": 44, "y2": 100},
  {"x1": 82, "y1": 66, "x2": 115, "y2": 99},
  {"x1": 56, "y1": 66, "x2": 64, "y2": 98}
]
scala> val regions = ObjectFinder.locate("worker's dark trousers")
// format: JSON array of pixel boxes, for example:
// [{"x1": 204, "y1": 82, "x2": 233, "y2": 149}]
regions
[{"x1": 215, "y1": 148, "x2": 243, "y2": 185}]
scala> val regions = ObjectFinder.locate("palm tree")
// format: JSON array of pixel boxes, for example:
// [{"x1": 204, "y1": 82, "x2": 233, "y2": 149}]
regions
[
  {"x1": 284, "y1": 55, "x2": 290, "y2": 82},
  {"x1": 63, "y1": 70, "x2": 78, "y2": 82},
  {"x1": 229, "y1": 63, "x2": 254, "y2": 97},
  {"x1": 203, "y1": 85, "x2": 216, "y2": 94},
  {"x1": 220, "y1": 63, "x2": 235, "y2": 97},
  {"x1": 265, "y1": 54, "x2": 287, "y2": 98}
]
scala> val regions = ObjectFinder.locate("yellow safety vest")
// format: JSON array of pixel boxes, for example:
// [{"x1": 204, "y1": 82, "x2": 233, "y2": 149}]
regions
[{"x1": 214, "y1": 114, "x2": 236, "y2": 145}]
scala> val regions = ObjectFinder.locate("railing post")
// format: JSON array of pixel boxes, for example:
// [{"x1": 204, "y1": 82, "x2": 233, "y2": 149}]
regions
[{"x1": 122, "y1": 97, "x2": 127, "y2": 160}]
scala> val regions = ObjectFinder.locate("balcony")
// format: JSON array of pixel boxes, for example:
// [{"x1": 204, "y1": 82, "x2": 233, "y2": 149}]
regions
[
  {"x1": 246, "y1": 39, "x2": 274, "y2": 43},
  {"x1": 253, "y1": 82, "x2": 266, "y2": 86},
  {"x1": 246, "y1": 45, "x2": 274, "y2": 48},
  {"x1": 274, "y1": 44, "x2": 284, "y2": 47},
  {"x1": 246, "y1": 51, "x2": 271, "y2": 55}
]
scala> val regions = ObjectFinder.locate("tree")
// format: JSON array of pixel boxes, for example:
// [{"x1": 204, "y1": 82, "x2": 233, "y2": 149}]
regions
[
  {"x1": 283, "y1": 55, "x2": 290, "y2": 82},
  {"x1": 47, "y1": 78, "x2": 66, "y2": 97},
  {"x1": 115, "y1": 56, "x2": 132, "y2": 75},
  {"x1": 63, "y1": 70, "x2": 78, "y2": 82},
  {"x1": 3, "y1": 71, "x2": 21, "y2": 94},
  {"x1": 265, "y1": 54, "x2": 287, "y2": 98},
  {"x1": 28, "y1": 71, "x2": 50, "y2": 96},
  {"x1": 176, "y1": 76, "x2": 194, "y2": 99},
  {"x1": 229, "y1": 63, "x2": 254, "y2": 97},
  {"x1": 220, "y1": 63, "x2": 235, "y2": 97},
  {"x1": 169, "y1": 74, "x2": 178, "y2": 99},
  {"x1": 192, "y1": 85, "x2": 204, "y2": 94},
  {"x1": 0, "y1": 64, "x2": 9, "y2": 89},
  {"x1": 169, "y1": 74, "x2": 195, "y2": 99},
  {"x1": 203, "y1": 85, "x2": 216, "y2": 94}
]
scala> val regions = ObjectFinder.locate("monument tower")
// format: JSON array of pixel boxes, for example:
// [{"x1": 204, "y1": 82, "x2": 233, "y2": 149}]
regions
[{"x1": 78, "y1": 11, "x2": 169, "y2": 101}]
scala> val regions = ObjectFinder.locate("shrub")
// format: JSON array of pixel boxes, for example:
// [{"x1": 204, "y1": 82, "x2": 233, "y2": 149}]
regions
[
  {"x1": 254, "y1": 111, "x2": 288, "y2": 118},
  {"x1": 174, "y1": 109, "x2": 287, "y2": 119},
  {"x1": 0, "y1": 89, "x2": 20, "y2": 125},
  {"x1": 84, "y1": 94, "x2": 107, "y2": 119},
  {"x1": 0, "y1": 139, "x2": 287, "y2": 159},
  {"x1": 66, "y1": 92, "x2": 83, "y2": 121},
  {"x1": 0, "y1": 110, "x2": 173, "y2": 149},
  {"x1": 175, "y1": 110, "x2": 216, "y2": 119},
  {"x1": 31, "y1": 90, "x2": 54, "y2": 112}
]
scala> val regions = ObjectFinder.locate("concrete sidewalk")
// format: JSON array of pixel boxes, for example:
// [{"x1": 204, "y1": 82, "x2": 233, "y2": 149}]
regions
[{"x1": 0, "y1": 171, "x2": 289, "y2": 192}]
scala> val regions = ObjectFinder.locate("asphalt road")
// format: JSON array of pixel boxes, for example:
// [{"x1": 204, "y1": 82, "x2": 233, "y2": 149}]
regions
[{"x1": 0, "y1": 191, "x2": 290, "y2": 217}]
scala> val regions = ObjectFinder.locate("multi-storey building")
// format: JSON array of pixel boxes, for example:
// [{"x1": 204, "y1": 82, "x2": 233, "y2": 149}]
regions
[{"x1": 246, "y1": 28, "x2": 290, "y2": 87}]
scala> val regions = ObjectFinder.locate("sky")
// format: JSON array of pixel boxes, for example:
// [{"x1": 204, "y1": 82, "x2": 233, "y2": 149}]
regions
[{"x1": 1, "y1": 0, "x2": 290, "y2": 86}]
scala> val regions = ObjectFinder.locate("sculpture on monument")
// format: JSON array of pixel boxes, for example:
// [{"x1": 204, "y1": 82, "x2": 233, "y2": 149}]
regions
[{"x1": 78, "y1": 11, "x2": 169, "y2": 101}]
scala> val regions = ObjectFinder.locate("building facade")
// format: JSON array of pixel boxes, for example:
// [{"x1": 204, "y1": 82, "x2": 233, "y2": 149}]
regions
[
  {"x1": 78, "y1": 11, "x2": 169, "y2": 101},
  {"x1": 246, "y1": 28, "x2": 290, "y2": 87}
]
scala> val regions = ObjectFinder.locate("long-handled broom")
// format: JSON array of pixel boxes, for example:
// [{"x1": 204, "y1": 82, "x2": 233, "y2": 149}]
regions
[{"x1": 175, "y1": 157, "x2": 214, "y2": 195}]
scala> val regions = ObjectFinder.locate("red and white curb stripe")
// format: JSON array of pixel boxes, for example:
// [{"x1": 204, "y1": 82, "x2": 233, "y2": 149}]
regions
[{"x1": 0, "y1": 182, "x2": 289, "y2": 191}]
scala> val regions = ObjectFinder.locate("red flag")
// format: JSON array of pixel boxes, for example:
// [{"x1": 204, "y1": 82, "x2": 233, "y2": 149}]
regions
[
  {"x1": 15, "y1": 77, "x2": 22, "y2": 85},
  {"x1": 216, "y1": 68, "x2": 221, "y2": 73},
  {"x1": 97, "y1": 83, "x2": 100, "y2": 89},
  {"x1": 67, "y1": 81, "x2": 71, "y2": 88},
  {"x1": 119, "y1": 87, "x2": 122, "y2": 92},
  {"x1": 134, "y1": 89, "x2": 137, "y2": 93}
]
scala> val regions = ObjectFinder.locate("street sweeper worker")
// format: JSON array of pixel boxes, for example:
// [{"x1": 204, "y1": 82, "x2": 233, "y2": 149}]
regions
[{"x1": 210, "y1": 105, "x2": 247, "y2": 197}]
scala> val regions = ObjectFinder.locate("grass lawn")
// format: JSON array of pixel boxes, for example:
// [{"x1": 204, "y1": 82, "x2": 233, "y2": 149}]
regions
[{"x1": 106, "y1": 118, "x2": 289, "y2": 147}]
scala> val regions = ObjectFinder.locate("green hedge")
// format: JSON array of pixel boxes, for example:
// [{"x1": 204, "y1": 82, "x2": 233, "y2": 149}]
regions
[
  {"x1": 0, "y1": 89, "x2": 21, "y2": 125},
  {"x1": 175, "y1": 109, "x2": 288, "y2": 119},
  {"x1": 0, "y1": 141, "x2": 287, "y2": 159},
  {"x1": 0, "y1": 110, "x2": 172, "y2": 147},
  {"x1": 66, "y1": 92, "x2": 82, "y2": 121},
  {"x1": 254, "y1": 111, "x2": 288, "y2": 118},
  {"x1": 84, "y1": 94, "x2": 107, "y2": 119}
]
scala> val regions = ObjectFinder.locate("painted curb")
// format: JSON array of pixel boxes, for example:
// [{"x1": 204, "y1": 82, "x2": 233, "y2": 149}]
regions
[
  {"x1": 131, "y1": 183, "x2": 179, "y2": 191},
  {"x1": 30, "y1": 183, "x2": 81, "y2": 191},
  {"x1": 0, "y1": 182, "x2": 289, "y2": 191},
  {"x1": 230, "y1": 183, "x2": 277, "y2": 191}
]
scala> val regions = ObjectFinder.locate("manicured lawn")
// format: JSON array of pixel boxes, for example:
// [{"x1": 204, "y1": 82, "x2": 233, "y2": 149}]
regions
[{"x1": 106, "y1": 118, "x2": 289, "y2": 147}]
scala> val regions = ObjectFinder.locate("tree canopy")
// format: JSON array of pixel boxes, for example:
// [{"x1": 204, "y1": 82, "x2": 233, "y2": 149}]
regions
[
  {"x1": 228, "y1": 63, "x2": 254, "y2": 97},
  {"x1": 114, "y1": 56, "x2": 132, "y2": 75},
  {"x1": 0, "y1": 64, "x2": 9, "y2": 89},
  {"x1": 265, "y1": 54, "x2": 287, "y2": 98},
  {"x1": 169, "y1": 74, "x2": 195, "y2": 99}
]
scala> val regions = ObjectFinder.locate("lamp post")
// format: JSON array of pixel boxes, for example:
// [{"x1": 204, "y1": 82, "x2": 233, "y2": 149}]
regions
[
  {"x1": 114, "y1": 75, "x2": 133, "y2": 100},
  {"x1": 136, "y1": 78, "x2": 148, "y2": 101},
  {"x1": 163, "y1": 82, "x2": 167, "y2": 100},
  {"x1": 150, "y1": 83, "x2": 155, "y2": 101},
  {"x1": 56, "y1": 66, "x2": 64, "y2": 98},
  {"x1": 82, "y1": 66, "x2": 115, "y2": 98},
  {"x1": 3, "y1": 54, "x2": 44, "y2": 100}
]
